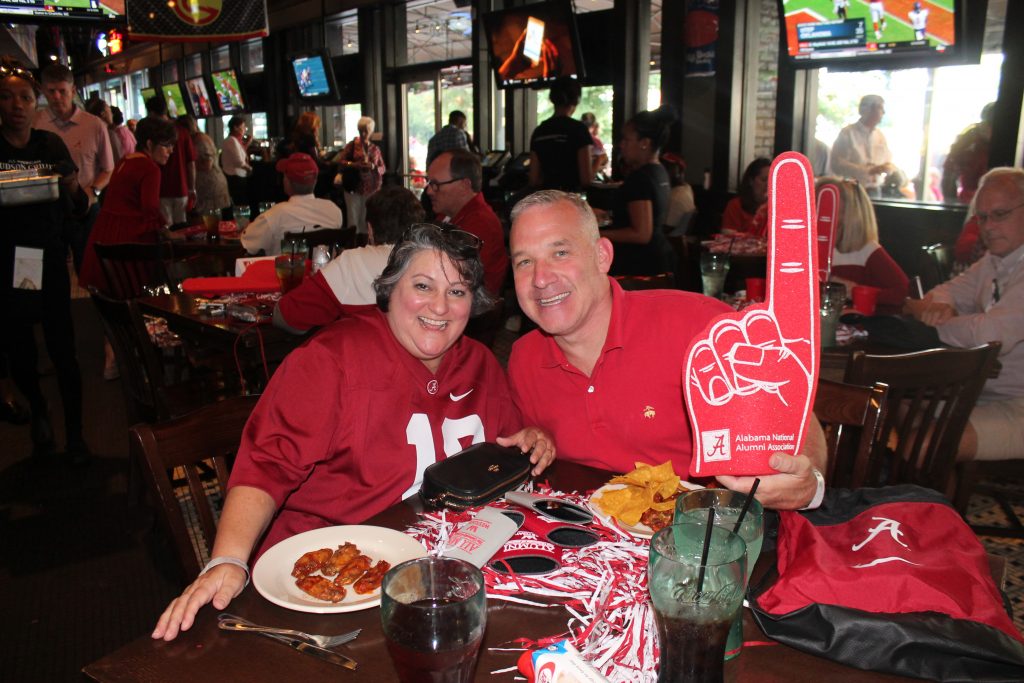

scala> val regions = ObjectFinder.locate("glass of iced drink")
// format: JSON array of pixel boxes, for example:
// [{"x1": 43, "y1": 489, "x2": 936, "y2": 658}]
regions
[
  {"x1": 649, "y1": 522, "x2": 747, "y2": 683},
  {"x1": 381, "y1": 557, "x2": 487, "y2": 683},
  {"x1": 675, "y1": 489, "x2": 764, "y2": 661}
]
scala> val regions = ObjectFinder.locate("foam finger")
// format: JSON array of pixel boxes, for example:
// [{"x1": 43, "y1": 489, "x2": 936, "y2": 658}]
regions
[
  {"x1": 765, "y1": 153, "x2": 817, "y2": 347},
  {"x1": 816, "y1": 183, "x2": 840, "y2": 283},
  {"x1": 686, "y1": 341, "x2": 734, "y2": 406}
]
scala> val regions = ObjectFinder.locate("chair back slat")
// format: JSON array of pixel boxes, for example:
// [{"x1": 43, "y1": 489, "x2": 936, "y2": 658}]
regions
[
  {"x1": 283, "y1": 227, "x2": 355, "y2": 257},
  {"x1": 814, "y1": 379, "x2": 888, "y2": 489},
  {"x1": 94, "y1": 242, "x2": 172, "y2": 299},
  {"x1": 844, "y1": 343, "x2": 1001, "y2": 495},
  {"x1": 131, "y1": 395, "x2": 259, "y2": 581},
  {"x1": 90, "y1": 288, "x2": 166, "y2": 424}
]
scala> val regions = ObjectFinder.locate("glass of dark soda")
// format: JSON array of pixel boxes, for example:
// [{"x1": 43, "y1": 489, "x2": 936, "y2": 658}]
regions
[
  {"x1": 649, "y1": 522, "x2": 748, "y2": 683},
  {"x1": 381, "y1": 557, "x2": 486, "y2": 683}
]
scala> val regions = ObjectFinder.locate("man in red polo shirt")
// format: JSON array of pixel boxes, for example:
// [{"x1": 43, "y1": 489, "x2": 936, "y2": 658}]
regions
[
  {"x1": 426, "y1": 149, "x2": 508, "y2": 296},
  {"x1": 506, "y1": 190, "x2": 827, "y2": 510}
]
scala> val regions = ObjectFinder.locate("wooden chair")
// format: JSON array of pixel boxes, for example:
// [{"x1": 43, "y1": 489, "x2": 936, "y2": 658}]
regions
[
  {"x1": 283, "y1": 227, "x2": 355, "y2": 257},
  {"x1": 917, "y1": 242, "x2": 953, "y2": 291},
  {"x1": 90, "y1": 288, "x2": 237, "y2": 425},
  {"x1": 614, "y1": 272, "x2": 676, "y2": 290},
  {"x1": 131, "y1": 395, "x2": 260, "y2": 581},
  {"x1": 813, "y1": 379, "x2": 889, "y2": 489},
  {"x1": 842, "y1": 343, "x2": 1001, "y2": 498},
  {"x1": 168, "y1": 241, "x2": 246, "y2": 281},
  {"x1": 93, "y1": 242, "x2": 172, "y2": 299}
]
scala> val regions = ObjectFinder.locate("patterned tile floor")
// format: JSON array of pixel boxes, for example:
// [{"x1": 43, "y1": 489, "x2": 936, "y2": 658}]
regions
[{"x1": 967, "y1": 478, "x2": 1024, "y2": 632}]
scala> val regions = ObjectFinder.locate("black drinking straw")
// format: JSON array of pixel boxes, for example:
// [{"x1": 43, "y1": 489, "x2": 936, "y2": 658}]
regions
[
  {"x1": 733, "y1": 478, "x2": 761, "y2": 534},
  {"x1": 696, "y1": 506, "x2": 716, "y2": 595}
]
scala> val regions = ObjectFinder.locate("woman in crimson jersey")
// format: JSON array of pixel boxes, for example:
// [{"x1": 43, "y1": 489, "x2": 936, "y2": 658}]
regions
[{"x1": 153, "y1": 224, "x2": 555, "y2": 641}]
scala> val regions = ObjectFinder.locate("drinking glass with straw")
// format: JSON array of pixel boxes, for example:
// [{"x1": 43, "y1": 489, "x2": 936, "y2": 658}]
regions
[
  {"x1": 674, "y1": 479, "x2": 764, "y2": 661},
  {"x1": 649, "y1": 510, "x2": 747, "y2": 683}
]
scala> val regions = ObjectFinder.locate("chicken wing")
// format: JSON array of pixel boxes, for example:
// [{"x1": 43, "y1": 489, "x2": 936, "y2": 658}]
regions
[
  {"x1": 353, "y1": 560, "x2": 391, "y2": 595},
  {"x1": 333, "y1": 554, "x2": 371, "y2": 586},
  {"x1": 295, "y1": 575, "x2": 347, "y2": 602},
  {"x1": 320, "y1": 543, "x2": 360, "y2": 577},
  {"x1": 291, "y1": 548, "x2": 333, "y2": 579}
]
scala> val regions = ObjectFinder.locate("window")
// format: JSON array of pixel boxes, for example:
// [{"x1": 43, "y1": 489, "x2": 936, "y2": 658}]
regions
[
  {"x1": 222, "y1": 114, "x2": 268, "y2": 140},
  {"x1": 162, "y1": 60, "x2": 178, "y2": 83},
  {"x1": 813, "y1": 54, "x2": 1003, "y2": 203},
  {"x1": 240, "y1": 39, "x2": 264, "y2": 73},
  {"x1": 406, "y1": 0, "x2": 472, "y2": 63},
  {"x1": 211, "y1": 46, "x2": 231, "y2": 71},
  {"x1": 185, "y1": 53, "x2": 202, "y2": 78},
  {"x1": 326, "y1": 12, "x2": 358, "y2": 56}
]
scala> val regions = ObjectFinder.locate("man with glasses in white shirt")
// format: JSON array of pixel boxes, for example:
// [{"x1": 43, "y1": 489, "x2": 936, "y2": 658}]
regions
[{"x1": 905, "y1": 167, "x2": 1024, "y2": 462}]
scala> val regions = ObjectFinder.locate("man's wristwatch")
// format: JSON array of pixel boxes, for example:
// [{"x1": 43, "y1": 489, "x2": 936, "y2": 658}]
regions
[{"x1": 799, "y1": 467, "x2": 826, "y2": 511}]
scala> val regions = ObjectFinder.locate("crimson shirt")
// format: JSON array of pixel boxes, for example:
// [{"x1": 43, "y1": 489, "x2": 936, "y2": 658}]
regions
[
  {"x1": 440, "y1": 192, "x2": 508, "y2": 296},
  {"x1": 160, "y1": 124, "x2": 195, "y2": 198},
  {"x1": 229, "y1": 307, "x2": 522, "y2": 559},
  {"x1": 508, "y1": 278, "x2": 730, "y2": 475}
]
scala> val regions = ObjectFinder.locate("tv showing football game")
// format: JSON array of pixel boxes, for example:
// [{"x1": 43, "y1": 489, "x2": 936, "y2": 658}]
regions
[
  {"x1": 779, "y1": 0, "x2": 968, "y2": 70},
  {"x1": 210, "y1": 69, "x2": 246, "y2": 114},
  {"x1": 185, "y1": 77, "x2": 214, "y2": 117},
  {"x1": 140, "y1": 86, "x2": 156, "y2": 105},
  {"x1": 160, "y1": 82, "x2": 188, "y2": 119},
  {"x1": 483, "y1": 0, "x2": 585, "y2": 88},
  {"x1": 0, "y1": 0, "x2": 124, "y2": 22},
  {"x1": 289, "y1": 49, "x2": 339, "y2": 101}
]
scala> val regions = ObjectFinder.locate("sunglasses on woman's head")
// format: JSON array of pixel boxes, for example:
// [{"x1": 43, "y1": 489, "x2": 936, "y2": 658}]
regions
[{"x1": 405, "y1": 223, "x2": 482, "y2": 256}]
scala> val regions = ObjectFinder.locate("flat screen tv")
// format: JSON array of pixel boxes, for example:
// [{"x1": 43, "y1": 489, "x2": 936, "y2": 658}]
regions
[
  {"x1": 0, "y1": 0, "x2": 124, "y2": 22},
  {"x1": 140, "y1": 86, "x2": 156, "y2": 106},
  {"x1": 779, "y1": 0, "x2": 973, "y2": 70},
  {"x1": 185, "y1": 77, "x2": 214, "y2": 117},
  {"x1": 210, "y1": 69, "x2": 246, "y2": 114},
  {"x1": 289, "y1": 49, "x2": 339, "y2": 102},
  {"x1": 483, "y1": 0, "x2": 585, "y2": 88},
  {"x1": 160, "y1": 82, "x2": 188, "y2": 119}
]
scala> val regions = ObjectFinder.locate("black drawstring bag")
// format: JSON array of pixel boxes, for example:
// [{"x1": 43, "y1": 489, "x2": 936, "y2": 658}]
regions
[{"x1": 750, "y1": 486, "x2": 1024, "y2": 682}]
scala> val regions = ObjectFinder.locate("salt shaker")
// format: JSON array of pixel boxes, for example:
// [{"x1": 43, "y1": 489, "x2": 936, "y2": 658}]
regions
[{"x1": 311, "y1": 244, "x2": 331, "y2": 274}]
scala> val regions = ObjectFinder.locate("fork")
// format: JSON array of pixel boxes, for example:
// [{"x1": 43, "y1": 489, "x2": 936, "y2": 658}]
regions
[{"x1": 218, "y1": 613, "x2": 362, "y2": 649}]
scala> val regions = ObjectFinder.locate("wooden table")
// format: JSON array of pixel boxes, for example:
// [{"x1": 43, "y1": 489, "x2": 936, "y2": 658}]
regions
[
  {"x1": 84, "y1": 461, "x2": 918, "y2": 682},
  {"x1": 138, "y1": 293, "x2": 306, "y2": 392}
]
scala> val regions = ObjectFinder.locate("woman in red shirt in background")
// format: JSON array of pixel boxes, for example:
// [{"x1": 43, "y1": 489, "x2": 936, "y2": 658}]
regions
[
  {"x1": 820, "y1": 177, "x2": 909, "y2": 315},
  {"x1": 78, "y1": 117, "x2": 177, "y2": 379},
  {"x1": 721, "y1": 157, "x2": 770, "y2": 235},
  {"x1": 78, "y1": 116, "x2": 177, "y2": 293}
]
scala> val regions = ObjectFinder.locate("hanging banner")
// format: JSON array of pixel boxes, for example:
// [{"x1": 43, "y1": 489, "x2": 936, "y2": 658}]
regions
[
  {"x1": 685, "y1": 0, "x2": 719, "y2": 77},
  {"x1": 126, "y1": 0, "x2": 269, "y2": 43}
]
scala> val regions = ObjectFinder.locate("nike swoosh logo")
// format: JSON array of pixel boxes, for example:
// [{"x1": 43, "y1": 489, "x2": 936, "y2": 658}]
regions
[{"x1": 449, "y1": 389, "x2": 474, "y2": 402}]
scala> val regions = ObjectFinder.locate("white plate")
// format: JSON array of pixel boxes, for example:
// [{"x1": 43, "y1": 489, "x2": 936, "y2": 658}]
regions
[
  {"x1": 252, "y1": 525, "x2": 427, "y2": 613},
  {"x1": 588, "y1": 481, "x2": 704, "y2": 539}
]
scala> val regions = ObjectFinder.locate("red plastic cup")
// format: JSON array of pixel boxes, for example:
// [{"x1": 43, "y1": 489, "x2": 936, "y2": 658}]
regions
[
  {"x1": 745, "y1": 277, "x2": 766, "y2": 302},
  {"x1": 851, "y1": 285, "x2": 881, "y2": 316}
]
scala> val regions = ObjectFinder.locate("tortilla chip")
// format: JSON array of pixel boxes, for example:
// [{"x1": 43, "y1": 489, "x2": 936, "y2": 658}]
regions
[{"x1": 600, "y1": 461, "x2": 682, "y2": 526}]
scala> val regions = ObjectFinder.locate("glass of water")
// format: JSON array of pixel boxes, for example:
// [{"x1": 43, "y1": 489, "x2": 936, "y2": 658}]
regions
[{"x1": 700, "y1": 252, "x2": 731, "y2": 300}]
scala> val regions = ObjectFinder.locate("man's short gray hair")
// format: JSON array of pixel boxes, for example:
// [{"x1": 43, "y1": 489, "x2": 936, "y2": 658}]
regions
[
  {"x1": 510, "y1": 190, "x2": 599, "y2": 242},
  {"x1": 357, "y1": 116, "x2": 375, "y2": 134},
  {"x1": 859, "y1": 94, "x2": 884, "y2": 115},
  {"x1": 373, "y1": 223, "x2": 493, "y2": 316},
  {"x1": 975, "y1": 167, "x2": 1024, "y2": 205}
]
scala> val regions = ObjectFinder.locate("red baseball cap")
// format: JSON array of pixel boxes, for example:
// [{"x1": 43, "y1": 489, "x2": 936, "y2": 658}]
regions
[{"x1": 276, "y1": 152, "x2": 319, "y2": 185}]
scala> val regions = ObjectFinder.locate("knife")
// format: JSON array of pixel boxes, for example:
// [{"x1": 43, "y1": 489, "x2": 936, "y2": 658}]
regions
[{"x1": 257, "y1": 632, "x2": 359, "y2": 670}]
